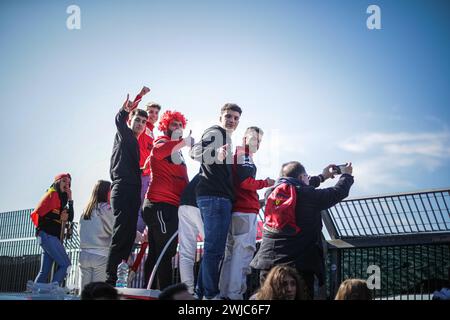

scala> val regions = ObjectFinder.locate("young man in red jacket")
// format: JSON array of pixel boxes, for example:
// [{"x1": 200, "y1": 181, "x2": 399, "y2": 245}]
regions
[
  {"x1": 142, "y1": 110, "x2": 194, "y2": 289},
  {"x1": 219, "y1": 126, "x2": 275, "y2": 300},
  {"x1": 136, "y1": 102, "x2": 161, "y2": 234}
]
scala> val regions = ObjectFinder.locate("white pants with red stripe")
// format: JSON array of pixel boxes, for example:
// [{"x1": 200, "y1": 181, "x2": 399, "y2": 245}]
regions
[
  {"x1": 178, "y1": 205, "x2": 204, "y2": 294},
  {"x1": 219, "y1": 212, "x2": 258, "y2": 300}
]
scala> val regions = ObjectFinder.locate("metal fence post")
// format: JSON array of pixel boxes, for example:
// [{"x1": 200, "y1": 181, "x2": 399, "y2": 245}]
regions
[{"x1": 329, "y1": 248, "x2": 341, "y2": 299}]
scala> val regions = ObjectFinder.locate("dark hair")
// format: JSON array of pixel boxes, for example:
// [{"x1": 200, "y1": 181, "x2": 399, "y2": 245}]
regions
[
  {"x1": 221, "y1": 103, "x2": 242, "y2": 115},
  {"x1": 51, "y1": 182, "x2": 69, "y2": 196},
  {"x1": 335, "y1": 279, "x2": 372, "y2": 300},
  {"x1": 82, "y1": 180, "x2": 111, "y2": 220},
  {"x1": 280, "y1": 161, "x2": 306, "y2": 178},
  {"x1": 130, "y1": 108, "x2": 148, "y2": 119},
  {"x1": 245, "y1": 126, "x2": 264, "y2": 136},
  {"x1": 158, "y1": 283, "x2": 189, "y2": 300},
  {"x1": 52, "y1": 181, "x2": 62, "y2": 193},
  {"x1": 145, "y1": 102, "x2": 161, "y2": 111},
  {"x1": 81, "y1": 282, "x2": 119, "y2": 300}
]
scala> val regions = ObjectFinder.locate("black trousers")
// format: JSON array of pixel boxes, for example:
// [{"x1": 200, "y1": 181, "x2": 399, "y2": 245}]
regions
[
  {"x1": 106, "y1": 184, "x2": 141, "y2": 285},
  {"x1": 142, "y1": 200, "x2": 179, "y2": 290}
]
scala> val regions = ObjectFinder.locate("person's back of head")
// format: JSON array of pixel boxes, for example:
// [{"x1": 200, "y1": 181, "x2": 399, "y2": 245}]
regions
[
  {"x1": 335, "y1": 279, "x2": 372, "y2": 300},
  {"x1": 280, "y1": 161, "x2": 305, "y2": 179},
  {"x1": 159, "y1": 282, "x2": 194, "y2": 300},
  {"x1": 81, "y1": 282, "x2": 119, "y2": 300},
  {"x1": 82, "y1": 180, "x2": 111, "y2": 220}
]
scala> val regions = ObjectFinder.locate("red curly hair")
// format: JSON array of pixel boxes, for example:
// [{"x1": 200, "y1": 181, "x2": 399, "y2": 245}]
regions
[{"x1": 158, "y1": 110, "x2": 188, "y2": 133}]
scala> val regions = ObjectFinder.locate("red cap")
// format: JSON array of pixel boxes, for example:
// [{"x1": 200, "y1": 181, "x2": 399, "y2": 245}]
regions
[{"x1": 54, "y1": 173, "x2": 71, "y2": 182}]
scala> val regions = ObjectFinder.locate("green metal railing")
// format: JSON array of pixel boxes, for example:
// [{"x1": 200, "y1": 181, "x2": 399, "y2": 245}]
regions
[{"x1": 325, "y1": 188, "x2": 450, "y2": 299}]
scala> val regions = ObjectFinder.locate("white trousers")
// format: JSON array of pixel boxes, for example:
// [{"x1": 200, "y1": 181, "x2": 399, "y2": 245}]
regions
[
  {"x1": 219, "y1": 212, "x2": 258, "y2": 300},
  {"x1": 79, "y1": 251, "x2": 108, "y2": 291},
  {"x1": 178, "y1": 205, "x2": 204, "y2": 294}
]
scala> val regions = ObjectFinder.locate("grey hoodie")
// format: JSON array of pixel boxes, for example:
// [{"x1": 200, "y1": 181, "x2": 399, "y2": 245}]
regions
[{"x1": 79, "y1": 202, "x2": 115, "y2": 254}]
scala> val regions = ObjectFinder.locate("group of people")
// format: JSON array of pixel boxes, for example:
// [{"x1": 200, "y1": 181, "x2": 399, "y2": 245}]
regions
[
  {"x1": 81, "y1": 270, "x2": 372, "y2": 301},
  {"x1": 29, "y1": 85, "x2": 355, "y2": 300}
]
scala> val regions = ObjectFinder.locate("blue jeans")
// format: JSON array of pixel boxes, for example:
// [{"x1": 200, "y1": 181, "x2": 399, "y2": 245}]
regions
[
  {"x1": 195, "y1": 196, "x2": 232, "y2": 299},
  {"x1": 34, "y1": 231, "x2": 71, "y2": 285}
]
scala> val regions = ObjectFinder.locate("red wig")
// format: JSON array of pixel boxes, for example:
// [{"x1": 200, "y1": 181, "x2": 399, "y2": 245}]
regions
[{"x1": 158, "y1": 110, "x2": 187, "y2": 132}]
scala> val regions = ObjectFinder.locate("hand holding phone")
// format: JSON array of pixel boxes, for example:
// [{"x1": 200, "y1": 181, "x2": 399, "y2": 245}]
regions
[{"x1": 334, "y1": 163, "x2": 352, "y2": 175}]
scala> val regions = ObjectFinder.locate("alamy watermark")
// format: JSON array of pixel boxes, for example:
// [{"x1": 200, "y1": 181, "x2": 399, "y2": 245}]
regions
[
  {"x1": 367, "y1": 5, "x2": 382, "y2": 30},
  {"x1": 66, "y1": 5, "x2": 81, "y2": 30},
  {"x1": 367, "y1": 264, "x2": 381, "y2": 290},
  {"x1": 331, "y1": 264, "x2": 381, "y2": 290}
]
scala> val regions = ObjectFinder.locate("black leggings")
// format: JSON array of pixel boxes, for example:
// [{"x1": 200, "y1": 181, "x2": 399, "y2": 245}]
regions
[{"x1": 142, "y1": 200, "x2": 179, "y2": 290}]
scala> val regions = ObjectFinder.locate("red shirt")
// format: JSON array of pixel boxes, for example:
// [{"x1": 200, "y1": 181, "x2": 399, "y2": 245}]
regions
[
  {"x1": 138, "y1": 122, "x2": 155, "y2": 176},
  {"x1": 233, "y1": 146, "x2": 268, "y2": 213},
  {"x1": 146, "y1": 136, "x2": 189, "y2": 206},
  {"x1": 127, "y1": 92, "x2": 155, "y2": 177}
]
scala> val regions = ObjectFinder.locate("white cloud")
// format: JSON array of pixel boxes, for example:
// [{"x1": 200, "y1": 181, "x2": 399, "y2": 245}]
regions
[
  {"x1": 340, "y1": 131, "x2": 450, "y2": 158},
  {"x1": 339, "y1": 130, "x2": 450, "y2": 193},
  {"x1": 352, "y1": 157, "x2": 416, "y2": 193}
]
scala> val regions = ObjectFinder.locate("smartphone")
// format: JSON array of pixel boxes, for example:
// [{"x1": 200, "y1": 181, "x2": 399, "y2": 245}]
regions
[{"x1": 333, "y1": 164, "x2": 347, "y2": 174}]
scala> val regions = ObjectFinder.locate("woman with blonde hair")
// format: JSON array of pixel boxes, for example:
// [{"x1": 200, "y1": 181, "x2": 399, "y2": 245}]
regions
[
  {"x1": 79, "y1": 180, "x2": 114, "y2": 290},
  {"x1": 335, "y1": 279, "x2": 372, "y2": 300},
  {"x1": 253, "y1": 265, "x2": 309, "y2": 300}
]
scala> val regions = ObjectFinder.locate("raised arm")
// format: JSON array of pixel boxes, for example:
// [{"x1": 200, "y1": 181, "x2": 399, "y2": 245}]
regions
[
  {"x1": 309, "y1": 163, "x2": 354, "y2": 210},
  {"x1": 130, "y1": 86, "x2": 150, "y2": 111},
  {"x1": 310, "y1": 164, "x2": 339, "y2": 188},
  {"x1": 115, "y1": 94, "x2": 133, "y2": 138}
]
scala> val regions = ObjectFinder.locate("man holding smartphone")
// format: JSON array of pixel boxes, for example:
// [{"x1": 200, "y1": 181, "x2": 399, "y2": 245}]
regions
[{"x1": 251, "y1": 162, "x2": 354, "y2": 299}]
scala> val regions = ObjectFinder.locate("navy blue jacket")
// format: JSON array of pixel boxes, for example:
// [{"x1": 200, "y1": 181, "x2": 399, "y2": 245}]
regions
[{"x1": 251, "y1": 174, "x2": 354, "y2": 284}]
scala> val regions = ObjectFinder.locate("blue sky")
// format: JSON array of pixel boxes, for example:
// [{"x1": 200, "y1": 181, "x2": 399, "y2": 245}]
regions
[{"x1": 0, "y1": 0, "x2": 449, "y2": 220}]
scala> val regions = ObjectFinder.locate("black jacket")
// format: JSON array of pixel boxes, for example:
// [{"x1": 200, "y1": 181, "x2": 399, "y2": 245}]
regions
[
  {"x1": 251, "y1": 174, "x2": 354, "y2": 284},
  {"x1": 110, "y1": 108, "x2": 141, "y2": 187},
  {"x1": 180, "y1": 174, "x2": 200, "y2": 207},
  {"x1": 189, "y1": 125, "x2": 234, "y2": 201}
]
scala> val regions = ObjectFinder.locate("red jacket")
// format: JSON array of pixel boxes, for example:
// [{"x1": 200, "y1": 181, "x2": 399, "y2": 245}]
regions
[
  {"x1": 30, "y1": 187, "x2": 73, "y2": 237},
  {"x1": 233, "y1": 146, "x2": 268, "y2": 213},
  {"x1": 126, "y1": 92, "x2": 155, "y2": 177},
  {"x1": 146, "y1": 136, "x2": 189, "y2": 206},
  {"x1": 138, "y1": 122, "x2": 155, "y2": 176},
  {"x1": 31, "y1": 187, "x2": 61, "y2": 225}
]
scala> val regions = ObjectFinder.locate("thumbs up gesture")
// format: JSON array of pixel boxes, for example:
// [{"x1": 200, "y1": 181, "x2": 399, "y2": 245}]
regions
[
  {"x1": 183, "y1": 130, "x2": 194, "y2": 147},
  {"x1": 217, "y1": 144, "x2": 229, "y2": 162}
]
